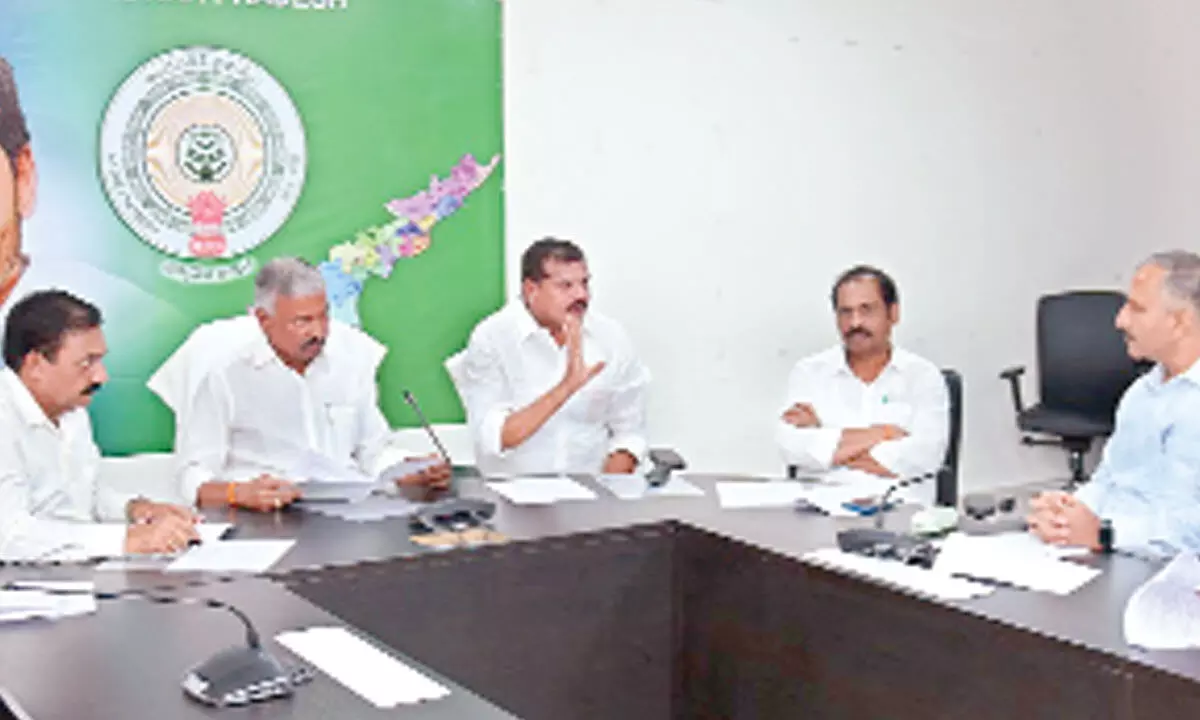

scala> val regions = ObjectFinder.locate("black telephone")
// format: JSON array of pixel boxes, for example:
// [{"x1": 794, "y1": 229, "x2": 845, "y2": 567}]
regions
[
  {"x1": 646, "y1": 448, "x2": 687, "y2": 487},
  {"x1": 410, "y1": 497, "x2": 496, "y2": 534}
]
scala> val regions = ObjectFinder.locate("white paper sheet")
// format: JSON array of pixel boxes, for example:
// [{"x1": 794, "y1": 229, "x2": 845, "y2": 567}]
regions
[
  {"x1": 804, "y1": 548, "x2": 995, "y2": 601},
  {"x1": 933, "y1": 531, "x2": 1101, "y2": 595},
  {"x1": 292, "y1": 448, "x2": 374, "y2": 484},
  {"x1": 305, "y1": 495, "x2": 421, "y2": 522},
  {"x1": 377, "y1": 457, "x2": 442, "y2": 486},
  {"x1": 486, "y1": 477, "x2": 598, "y2": 505},
  {"x1": 0, "y1": 581, "x2": 96, "y2": 623},
  {"x1": 715, "y1": 481, "x2": 809, "y2": 509},
  {"x1": 597, "y1": 474, "x2": 705, "y2": 500},
  {"x1": 1124, "y1": 553, "x2": 1200, "y2": 649},
  {"x1": 296, "y1": 482, "x2": 377, "y2": 504},
  {"x1": 165, "y1": 539, "x2": 296, "y2": 573},
  {"x1": 277, "y1": 626, "x2": 449, "y2": 707}
]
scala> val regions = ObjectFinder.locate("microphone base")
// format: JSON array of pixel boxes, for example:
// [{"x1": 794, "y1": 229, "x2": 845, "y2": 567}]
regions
[
  {"x1": 182, "y1": 645, "x2": 312, "y2": 708},
  {"x1": 836, "y1": 528, "x2": 937, "y2": 569}
]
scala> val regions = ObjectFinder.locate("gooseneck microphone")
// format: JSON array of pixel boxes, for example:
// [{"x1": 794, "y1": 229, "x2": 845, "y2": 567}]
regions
[
  {"x1": 1, "y1": 582, "x2": 310, "y2": 707},
  {"x1": 402, "y1": 389, "x2": 453, "y2": 464},
  {"x1": 835, "y1": 468, "x2": 949, "y2": 568}
]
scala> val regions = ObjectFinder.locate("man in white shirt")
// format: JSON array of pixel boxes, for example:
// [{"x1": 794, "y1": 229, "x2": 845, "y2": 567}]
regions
[
  {"x1": 0, "y1": 57, "x2": 34, "y2": 310},
  {"x1": 454, "y1": 237, "x2": 650, "y2": 476},
  {"x1": 175, "y1": 257, "x2": 450, "y2": 512},
  {"x1": 776, "y1": 265, "x2": 948, "y2": 505},
  {"x1": 0, "y1": 291, "x2": 198, "y2": 560}
]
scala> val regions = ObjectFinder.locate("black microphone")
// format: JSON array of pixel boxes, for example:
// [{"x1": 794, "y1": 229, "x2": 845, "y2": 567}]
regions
[
  {"x1": 401, "y1": 389, "x2": 453, "y2": 464},
  {"x1": 1, "y1": 582, "x2": 311, "y2": 707},
  {"x1": 834, "y1": 468, "x2": 947, "y2": 568}
]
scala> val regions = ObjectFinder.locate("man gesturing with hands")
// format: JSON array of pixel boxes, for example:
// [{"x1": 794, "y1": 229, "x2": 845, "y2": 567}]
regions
[{"x1": 454, "y1": 238, "x2": 650, "y2": 477}]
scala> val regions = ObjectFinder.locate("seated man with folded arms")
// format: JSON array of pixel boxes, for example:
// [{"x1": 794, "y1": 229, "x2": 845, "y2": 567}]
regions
[
  {"x1": 0, "y1": 291, "x2": 197, "y2": 560},
  {"x1": 776, "y1": 265, "x2": 949, "y2": 506},
  {"x1": 1029, "y1": 251, "x2": 1200, "y2": 556},
  {"x1": 455, "y1": 237, "x2": 650, "y2": 476},
  {"x1": 175, "y1": 257, "x2": 450, "y2": 512}
]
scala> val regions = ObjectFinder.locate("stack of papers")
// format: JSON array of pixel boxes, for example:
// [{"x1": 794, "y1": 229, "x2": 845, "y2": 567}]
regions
[
  {"x1": 277, "y1": 626, "x2": 449, "y2": 707},
  {"x1": 166, "y1": 539, "x2": 296, "y2": 573},
  {"x1": 804, "y1": 548, "x2": 995, "y2": 601},
  {"x1": 486, "y1": 477, "x2": 598, "y2": 505},
  {"x1": 304, "y1": 495, "x2": 421, "y2": 522},
  {"x1": 0, "y1": 581, "x2": 97, "y2": 623},
  {"x1": 933, "y1": 532, "x2": 1100, "y2": 595},
  {"x1": 296, "y1": 482, "x2": 376, "y2": 504},
  {"x1": 377, "y1": 457, "x2": 443, "y2": 485},
  {"x1": 597, "y1": 474, "x2": 705, "y2": 500},
  {"x1": 1124, "y1": 553, "x2": 1200, "y2": 649}
]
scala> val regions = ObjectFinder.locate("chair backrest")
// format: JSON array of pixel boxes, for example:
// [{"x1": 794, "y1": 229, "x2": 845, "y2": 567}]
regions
[
  {"x1": 1036, "y1": 291, "x2": 1142, "y2": 421},
  {"x1": 937, "y1": 368, "x2": 963, "y2": 508}
]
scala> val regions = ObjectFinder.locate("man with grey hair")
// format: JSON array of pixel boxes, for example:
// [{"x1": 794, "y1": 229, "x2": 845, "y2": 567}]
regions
[
  {"x1": 173, "y1": 257, "x2": 450, "y2": 511},
  {"x1": 1028, "y1": 250, "x2": 1200, "y2": 556},
  {"x1": 0, "y1": 56, "x2": 35, "y2": 310}
]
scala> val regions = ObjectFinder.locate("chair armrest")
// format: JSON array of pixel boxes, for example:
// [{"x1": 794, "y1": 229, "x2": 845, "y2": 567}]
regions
[{"x1": 998, "y1": 365, "x2": 1026, "y2": 414}]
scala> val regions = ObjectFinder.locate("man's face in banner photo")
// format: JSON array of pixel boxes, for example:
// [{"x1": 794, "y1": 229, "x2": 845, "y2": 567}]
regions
[{"x1": 0, "y1": 56, "x2": 36, "y2": 309}]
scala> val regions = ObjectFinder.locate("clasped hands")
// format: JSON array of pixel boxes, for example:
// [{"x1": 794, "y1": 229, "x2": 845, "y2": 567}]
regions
[{"x1": 1026, "y1": 491, "x2": 1101, "y2": 550}]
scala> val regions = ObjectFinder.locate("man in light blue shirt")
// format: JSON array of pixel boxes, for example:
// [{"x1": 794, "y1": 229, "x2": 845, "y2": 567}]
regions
[{"x1": 1029, "y1": 250, "x2": 1200, "y2": 556}]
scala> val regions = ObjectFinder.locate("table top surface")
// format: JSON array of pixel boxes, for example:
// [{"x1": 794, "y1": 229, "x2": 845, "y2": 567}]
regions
[{"x1": 3, "y1": 470, "x2": 1199, "y2": 719}]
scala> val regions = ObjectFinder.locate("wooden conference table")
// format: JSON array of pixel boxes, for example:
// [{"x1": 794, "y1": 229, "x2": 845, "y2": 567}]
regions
[{"x1": 2, "y1": 471, "x2": 1199, "y2": 719}]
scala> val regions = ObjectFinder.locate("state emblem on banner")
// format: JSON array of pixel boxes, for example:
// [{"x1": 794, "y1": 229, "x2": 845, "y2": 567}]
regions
[{"x1": 99, "y1": 46, "x2": 307, "y2": 283}]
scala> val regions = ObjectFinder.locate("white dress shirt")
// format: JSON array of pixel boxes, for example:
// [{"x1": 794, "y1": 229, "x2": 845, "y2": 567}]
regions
[
  {"x1": 453, "y1": 302, "x2": 650, "y2": 476},
  {"x1": 0, "y1": 368, "x2": 130, "y2": 560},
  {"x1": 776, "y1": 345, "x2": 949, "y2": 505},
  {"x1": 175, "y1": 322, "x2": 413, "y2": 503}
]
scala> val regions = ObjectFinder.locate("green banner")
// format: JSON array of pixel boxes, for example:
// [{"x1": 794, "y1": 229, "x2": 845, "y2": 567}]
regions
[{"x1": 0, "y1": 0, "x2": 504, "y2": 453}]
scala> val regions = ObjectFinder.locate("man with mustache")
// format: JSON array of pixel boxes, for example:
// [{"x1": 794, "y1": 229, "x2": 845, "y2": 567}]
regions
[
  {"x1": 453, "y1": 237, "x2": 650, "y2": 476},
  {"x1": 776, "y1": 265, "x2": 948, "y2": 506},
  {"x1": 0, "y1": 291, "x2": 198, "y2": 560},
  {"x1": 1028, "y1": 251, "x2": 1200, "y2": 555},
  {"x1": 173, "y1": 258, "x2": 450, "y2": 511},
  {"x1": 0, "y1": 57, "x2": 34, "y2": 311}
]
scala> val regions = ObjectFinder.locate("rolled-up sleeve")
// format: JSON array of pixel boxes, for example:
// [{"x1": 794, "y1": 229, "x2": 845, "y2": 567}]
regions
[
  {"x1": 175, "y1": 371, "x2": 234, "y2": 504},
  {"x1": 0, "y1": 436, "x2": 124, "y2": 562},
  {"x1": 776, "y1": 363, "x2": 839, "y2": 472},
  {"x1": 869, "y1": 364, "x2": 950, "y2": 478},
  {"x1": 457, "y1": 331, "x2": 516, "y2": 463},
  {"x1": 605, "y1": 354, "x2": 650, "y2": 463}
]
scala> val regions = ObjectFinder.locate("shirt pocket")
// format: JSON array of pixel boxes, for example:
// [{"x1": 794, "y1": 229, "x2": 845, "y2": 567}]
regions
[
  {"x1": 324, "y1": 403, "x2": 360, "y2": 459},
  {"x1": 876, "y1": 401, "x2": 914, "y2": 429}
]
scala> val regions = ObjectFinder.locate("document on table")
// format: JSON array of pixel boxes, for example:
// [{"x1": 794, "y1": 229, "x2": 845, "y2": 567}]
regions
[
  {"x1": 486, "y1": 477, "x2": 598, "y2": 505},
  {"x1": 1124, "y1": 552, "x2": 1200, "y2": 649},
  {"x1": 715, "y1": 480, "x2": 809, "y2": 509},
  {"x1": 166, "y1": 539, "x2": 296, "y2": 573},
  {"x1": 90, "y1": 522, "x2": 233, "y2": 571},
  {"x1": 933, "y1": 531, "x2": 1100, "y2": 595},
  {"x1": 277, "y1": 626, "x2": 449, "y2": 707},
  {"x1": 0, "y1": 580, "x2": 96, "y2": 623},
  {"x1": 598, "y1": 474, "x2": 705, "y2": 500},
  {"x1": 305, "y1": 495, "x2": 421, "y2": 522},
  {"x1": 296, "y1": 482, "x2": 376, "y2": 504},
  {"x1": 804, "y1": 548, "x2": 995, "y2": 601}
]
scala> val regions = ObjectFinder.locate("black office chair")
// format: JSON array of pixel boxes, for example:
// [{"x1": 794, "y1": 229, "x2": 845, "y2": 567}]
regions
[
  {"x1": 786, "y1": 368, "x2": 963, "y2": 508},
  {"x1": 1000, "y1": 290, "x2": 1148, "y2": 488}
]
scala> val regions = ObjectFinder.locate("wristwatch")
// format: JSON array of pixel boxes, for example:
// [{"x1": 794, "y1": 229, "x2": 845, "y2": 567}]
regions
[{"x1": 1098, "y1": 519, "x2": 1114, "y2": 554}]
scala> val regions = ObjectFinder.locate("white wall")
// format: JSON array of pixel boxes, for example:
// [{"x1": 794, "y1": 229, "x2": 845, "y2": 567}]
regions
[{"x1": 502, "y1": 0, "x2": 1200, "y2": 490}]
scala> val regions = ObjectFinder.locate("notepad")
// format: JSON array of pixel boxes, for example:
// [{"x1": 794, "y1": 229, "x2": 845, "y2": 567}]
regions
[
  {"x1": 486, "y1": 477, "x2": 598, "y2": 505},
  {"x1": 804, "y1": 548, "x2": 995, "y2": 601},
  {"x1": 598, "y1": 474, "x2": 705, "y2": 500},
  {"x1": 166, "y1": 539, "x2": 296, "y2": 573},
  {"x1": 277, "y1": 626, "x2": 449, "y2": 707},
  {"x1": 933, "y1": 531, "x2": 1100, "y2": 595}
]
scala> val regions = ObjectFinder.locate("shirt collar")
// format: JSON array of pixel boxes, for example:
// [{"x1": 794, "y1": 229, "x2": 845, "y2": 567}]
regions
[
  {"x1": 243, "y1": 325, "x2": 331, "y2": 374},
  {"x1": 0, "y1": 367, "x2": 55, "y2": 428},
  {"x1": 828, "y1": 345, "x2": 908, "y2": 378},
  {"x1": 510, "y1": 301, "x2": 595, "y2": 342}
]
